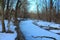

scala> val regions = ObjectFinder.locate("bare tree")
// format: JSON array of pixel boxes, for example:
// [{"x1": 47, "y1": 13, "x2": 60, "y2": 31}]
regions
[
  {"x1": 1, "y1": 0, "x2": 6, "y2": 32},
  {"x1": 36, "y1": 0, "x2": 40, "y2": 19},
  {"x1": 53, "y1": 0, "x2": 56, "y2": 22},
  {"x1": 45, "y1": 0, "x2": 48, "y2": 21},
  {"x1": 22, "y1": 0, "x2": 28, "y2": 19},
  {"x1": 15, "y1": 0, "x2": 25, "y2": 40},
  {"x1": 5, "y1": 0, "x2": 10, "y2": 19},
  {"x1": 49, "y1": 0, "x2": 53, "y2": 22},
  {"x1": 7, "y1": 0, "x2": 14, "y2": 33},
  {"x1": 57, "y1": 0, "x2": 59, "y2": 14}
]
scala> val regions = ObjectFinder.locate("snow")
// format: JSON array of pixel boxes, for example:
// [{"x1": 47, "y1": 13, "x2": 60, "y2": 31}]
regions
[
  {"x1": 0, "y1": 20, "x2": 17, "y2": 40},
  {"x1": 20, "y1": 19, "x2": 60, "y2": 40},
  {"x1": 4, "y1": 20, "x2": 16, "y2": 31},
  {"x1": 50, "y1": 30, "x2": 60, "y2": 33},
  {"x1": 0, "y1": 20, "x2": 16, "y2": 31},
  {"x1": 0, "y1": 32, "x2": 17, "y2": 40},
  {"x1": 0, "y1": 19, "x2": 60, "y2": 40},
  {"x1": 33, "y1": 20, "x2": 60, "y2": 35},
  {"x1": 35, "y1": 20, "x2": 60, "y2": 28}
]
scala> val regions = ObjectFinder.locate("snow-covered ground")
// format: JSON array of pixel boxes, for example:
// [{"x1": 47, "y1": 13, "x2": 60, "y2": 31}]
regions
[
  {"x1": 0, "y1": 20, "x2": 17, "y2": 40},
  {"x1": 34, "y1": 20, "x2": 60, "y2": 34},
  {"x1": 0, "y1": 33, "x2": 16, "y2": 40},
  {"x1": 35, "y1": 20, "x2": 60, "y2": 28},
  {"x1": 0, "y1": 19, "x2": 60, "y2": 40},
  {"x1": 20, "y1": 19, "x2": 60, "y2": 40}
]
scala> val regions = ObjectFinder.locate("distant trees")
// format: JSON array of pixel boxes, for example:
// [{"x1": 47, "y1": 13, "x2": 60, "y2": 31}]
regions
[
  {"x1": 57, "y1": 0, "x2": 59, "y2": 14},
  {"x1": 38, "y1": 0, "x2": 60, "y2": 22},
  {"x1": 36, "y1": 0, "x2": 40, "y2": 19},
  {"x1": 23, "y1": 0, "x2": 28, "y2": 18},
  {"x1": 49, "y1": 0, "x2": 53, "y2": 22}
]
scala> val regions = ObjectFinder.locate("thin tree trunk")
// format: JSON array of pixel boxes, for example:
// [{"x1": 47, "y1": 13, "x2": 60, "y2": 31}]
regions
[
  {"x1": 2, "y1": 11, "x2": 6, "y2": 32},
  {"x1": 7, "y1": 9, "x2": 12, "y2": 32},
  {"x1": 45, "y1": 0, "x2": 47, "y2": 21},
  {"x1": 36, "y1": 0, "x2": 40, "y2": 19},
  {"x1": 1, "y1": 0, "x2": 6, "y2": 32},
  {"x1": 58, "y1": 0, "x2": 59, "y2": 14},
  {"x1": 49, "y1": 0, "x2": 53, "y2": 22},
  {"x1": 5, "y1": 0, "x2": 10, "y2": 19}
]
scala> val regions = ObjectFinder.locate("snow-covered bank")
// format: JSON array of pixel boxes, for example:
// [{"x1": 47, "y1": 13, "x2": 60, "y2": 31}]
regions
[
  {"x1": 0, "y1": 32, "x2": 17, "y2": 40},
  {"x1": 0, "y1": 20, "x2": 16, "y2": 32},
  {"x1": 35, "y1": 20, "x2": 60, "y2": 28},
  {"x1": 0, "y1": 20, "x2": 17, "y2": 40},
  {"x1": 20, "y1": 19, "x2": 60, "y2": 40},
  {"x1": 33, "y1": 20, "x2": 60, "y2": 35}
]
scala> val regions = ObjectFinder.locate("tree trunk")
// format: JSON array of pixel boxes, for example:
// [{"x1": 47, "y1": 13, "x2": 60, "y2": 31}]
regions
[
  {"x1": 1, "y1": 0, "x2": 6, "y2": 32},
  {"x1": 36, "y1": 0, "x2": 40, "y2": 19},
  {"x1": 15, "y1": 0, "x2": 25, "y2": 40},
  {"x1": 49, "y1": 0, "x2": 53, "y2": 22},
  {"x1": 5, "y1": 0, "x2": 10, "y2": 19}
]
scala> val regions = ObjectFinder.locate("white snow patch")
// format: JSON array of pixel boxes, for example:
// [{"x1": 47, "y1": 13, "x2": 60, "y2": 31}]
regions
[
  {"x1": 0, "y1": 32, "x2": 17, "y2": 40},
  {"x1": 0, "y1": 20, "x2": 17, "y2": 40}
]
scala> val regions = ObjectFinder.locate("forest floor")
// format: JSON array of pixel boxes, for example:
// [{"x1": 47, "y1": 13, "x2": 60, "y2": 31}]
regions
[{"x1": 0, "y1": 19, "x2": 60, "y2": 40}]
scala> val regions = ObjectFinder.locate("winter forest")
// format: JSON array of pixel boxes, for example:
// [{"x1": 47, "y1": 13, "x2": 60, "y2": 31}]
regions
[{"x1": 0, "y1": 0, "x2": 60, "y2": 40}]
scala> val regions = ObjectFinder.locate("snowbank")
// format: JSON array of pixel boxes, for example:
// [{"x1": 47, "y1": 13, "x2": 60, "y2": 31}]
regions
[
  {"x1": 20, "y1": 20, "x2": 60, "y2": 40},
  {"x1": 0, "y1": 20, "x2": 17, "y2": 40}
]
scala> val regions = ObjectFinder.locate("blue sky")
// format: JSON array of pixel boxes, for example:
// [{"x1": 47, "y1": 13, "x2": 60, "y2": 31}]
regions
[
  {"x1": 27, "y1": 0, "x2": 50, "y2": 13},
  {"x1": 27, "y1": 0, "x2": 37, "y2": 13}
]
